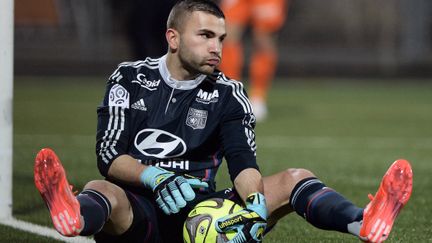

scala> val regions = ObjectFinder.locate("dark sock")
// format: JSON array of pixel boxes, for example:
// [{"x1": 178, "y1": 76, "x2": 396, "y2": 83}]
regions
[
  {"x1": 77, "y1": 189, "x2": 112, "y2": 236},
  {"x1": 290, "y1": 177, "x2": 363, "y2": 233}
]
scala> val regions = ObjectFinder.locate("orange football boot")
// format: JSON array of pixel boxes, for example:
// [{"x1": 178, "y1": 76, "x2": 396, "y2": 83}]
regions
[
  {"x1": 34, "y1": 148, "x2": 82, "y2": 236},
  {"x1": 359, "y1": 159, "x2": 413, "y2": 243}
]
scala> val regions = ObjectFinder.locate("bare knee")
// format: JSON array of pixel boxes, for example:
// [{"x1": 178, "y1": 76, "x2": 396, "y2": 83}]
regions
[
  {"x1": 263, "y1": 168, "x2": 315, "y2": 201},
  {"x1": 280, "y1": 168, "x2": 316, "y2": 195},
  {"x1": 263, "y1": 168, "x2": 316, "y2": 223},
  {"x1": 285, "y1": 168, "x2": 315, "y2": 184},
  {"x1": 83, "y1": 180, "x2": 125, "y2": 211}
]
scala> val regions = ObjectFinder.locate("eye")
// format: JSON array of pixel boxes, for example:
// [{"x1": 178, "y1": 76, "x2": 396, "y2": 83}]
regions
[{"x1": 200, "y1": 33, "x2": 210, "y2": 39}]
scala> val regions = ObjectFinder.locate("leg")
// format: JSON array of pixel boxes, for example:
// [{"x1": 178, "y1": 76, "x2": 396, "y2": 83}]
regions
[
  {"x1": 262, "y1": 168, "x2": 315, "y2": 225},
  {"x1": 262, "y1": 160, "x2": 413, "y2": 243},
  {"x1": 249, "y1": 30, "x2": 278, "y2": 121},
  {"x1": 263, "y1": 167, "x2": 366, "y2": 233},
  {"x1": 248, "y1": 0, "x2": 287, "y2": 121},
  {"x1": 219, "y1": 0, "x2": 249, "y2": 80},
  {"x1": 219, "y1": 23, "x2": 246, "y2": 80},
  {"x1": 93, "y1": 187, "x2": 161, "y2": 243},
  {"x1": 81, "y1": 180, "x2": 133, "y2": 235},
  {"x1": 264, "y1": 169, "x2": 363, "y2": 232},
  {"x1": 34, "y1": 148, "x2": 134, "y2": 237}
]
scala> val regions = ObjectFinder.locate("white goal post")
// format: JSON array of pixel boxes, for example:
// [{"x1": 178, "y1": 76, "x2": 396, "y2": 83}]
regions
[
  {"x1": 0, "y1": 0, "x2": 14, "y2": 220},
  {"x1": 0, "y1": 2, "x2": 94, "y2": 242}
]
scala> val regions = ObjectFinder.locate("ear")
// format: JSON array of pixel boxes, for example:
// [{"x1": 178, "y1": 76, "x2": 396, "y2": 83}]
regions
[{"x1": 166, "y1": 28, "x2": 179, "y2": 51}]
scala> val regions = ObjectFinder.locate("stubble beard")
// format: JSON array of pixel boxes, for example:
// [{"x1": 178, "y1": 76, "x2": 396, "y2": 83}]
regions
[{"x1": 178, "y1": 46, "x2": 214, "y2": 78}]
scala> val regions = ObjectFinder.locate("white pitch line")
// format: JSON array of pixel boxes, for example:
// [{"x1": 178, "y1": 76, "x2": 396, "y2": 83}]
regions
[{"x1": 0, "y1": 217, "x2": 94, "y2": 243}]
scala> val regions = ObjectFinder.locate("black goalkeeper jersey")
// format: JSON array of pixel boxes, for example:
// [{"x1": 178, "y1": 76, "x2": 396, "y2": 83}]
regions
[{"x1": 96, "y1": 55, "x2": 258, "y2": 192}]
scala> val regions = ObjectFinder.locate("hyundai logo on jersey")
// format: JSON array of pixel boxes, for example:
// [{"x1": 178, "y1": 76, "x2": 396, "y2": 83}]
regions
[{"x1": 134, "y1": 129, "x2": 187, "y2": 158}]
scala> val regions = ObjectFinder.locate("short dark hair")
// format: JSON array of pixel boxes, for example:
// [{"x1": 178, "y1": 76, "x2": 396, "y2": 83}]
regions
[{"x1": 167, "y1": 0, "x2": 225, "y2": 31}]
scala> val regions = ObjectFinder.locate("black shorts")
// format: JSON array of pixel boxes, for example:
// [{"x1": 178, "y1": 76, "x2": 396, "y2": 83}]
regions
[{"x1": 94, "y1": 186, "x2": 243, "y2": 243}]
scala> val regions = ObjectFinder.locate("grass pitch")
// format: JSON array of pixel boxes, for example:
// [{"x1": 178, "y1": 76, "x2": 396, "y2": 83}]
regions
[{"x1": 3, "y1": 76, "x2": 432, "y2": 242}]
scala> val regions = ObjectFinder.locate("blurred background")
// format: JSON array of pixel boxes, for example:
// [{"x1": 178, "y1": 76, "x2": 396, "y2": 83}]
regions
[
  {"x1": 7, "y1": 1, "x2": 432, "y2": 242},
  {"x1": 14, "y1": 0, "x2": 432, "y2": 78}
]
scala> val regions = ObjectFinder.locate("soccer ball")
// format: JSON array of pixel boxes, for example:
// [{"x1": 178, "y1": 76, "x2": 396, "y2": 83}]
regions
[{"x1": 183, "y1": 198, "x2": 243, "y2": 243}]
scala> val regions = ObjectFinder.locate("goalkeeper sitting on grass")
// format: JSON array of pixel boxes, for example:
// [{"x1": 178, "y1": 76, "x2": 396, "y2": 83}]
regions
[{"x1": 34, "y1": 0, "x2": 413, "y2": 242}]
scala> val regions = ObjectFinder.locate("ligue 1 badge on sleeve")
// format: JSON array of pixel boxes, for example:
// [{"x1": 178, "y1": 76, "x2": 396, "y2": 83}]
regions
[
  {"x1": 186, "y1": 108, "x2": 208, "y2": 130},
  {"x1": 109, "y1": 84, "x2": 130, "y2": 108}
]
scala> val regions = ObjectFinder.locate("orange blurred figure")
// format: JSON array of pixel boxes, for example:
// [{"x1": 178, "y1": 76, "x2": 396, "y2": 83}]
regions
[{"x1": 219, "y1": 0, "x2": 288, "y2": 121}]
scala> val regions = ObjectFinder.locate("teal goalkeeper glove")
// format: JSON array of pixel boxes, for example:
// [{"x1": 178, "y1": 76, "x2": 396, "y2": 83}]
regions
[
  {"x1": 140, "y1": 166, "x2": 208, "y2": 215},
  {"x1": 216, "y1": 192, "x2": 268, "y2": 243}
]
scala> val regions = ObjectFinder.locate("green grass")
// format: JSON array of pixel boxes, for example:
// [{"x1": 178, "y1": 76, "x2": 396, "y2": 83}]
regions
[{"x1": 4, "y1": 76, "x2": 432, "y2": 242}]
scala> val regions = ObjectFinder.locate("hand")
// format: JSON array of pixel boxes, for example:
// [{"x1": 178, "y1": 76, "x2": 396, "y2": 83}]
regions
[
  {"x1": 140, "y1": 166, "x2": 208, "y2": 215},
  {"x1": 216, "y1": 192, "x2": 268, "y2": 243}
]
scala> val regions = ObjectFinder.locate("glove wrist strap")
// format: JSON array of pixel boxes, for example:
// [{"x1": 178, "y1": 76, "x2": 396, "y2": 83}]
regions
[
  {"x1": 246, "y1": 192, "x2": 268, "y2": 220},
  {"x1": 140, "y1": 166, "x2": 168, "y2": 190},
  {"x1": 246, "y1": 192, "x2": 265, "y2": 205}
]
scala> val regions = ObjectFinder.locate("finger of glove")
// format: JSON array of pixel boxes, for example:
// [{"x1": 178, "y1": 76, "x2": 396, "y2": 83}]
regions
[
  {"x1": 228, "y1": 222, "x2": 264, "y2": 243},
  {"x1": 227, "y1": 230, "x2": 248, "y2": 243},
  {"x1": 167, "y1": 181, "x2": 186, "y2": 208},
  {"x1": 186, "y1": 178, "x2": 208, "y2": 189},
  {"x1": 176, "y1": 177, "x2": 196, "y2": 201},
  {"x1": 155, "y1": 194, "x2": 171, "y2": 215},
  {"x1": 248, "y1": 222, "x2": 266, "y2": 242},
  {"x1": 159, "y1": 188, "x2": 179, "y2": 214}
]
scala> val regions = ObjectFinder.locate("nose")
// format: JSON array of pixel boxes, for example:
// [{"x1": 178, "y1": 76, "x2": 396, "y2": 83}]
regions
[{"x1": 209, "y1": 39, "x2": 222, "y2": 54}]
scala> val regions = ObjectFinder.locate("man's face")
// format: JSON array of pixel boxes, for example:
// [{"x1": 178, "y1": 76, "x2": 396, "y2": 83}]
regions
[{"x1": 177, "y1": 11, "x2": 226, "y2": 76}]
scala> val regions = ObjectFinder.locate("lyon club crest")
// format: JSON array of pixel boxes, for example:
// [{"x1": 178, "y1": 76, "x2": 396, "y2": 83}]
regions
[{"x1": 186, "y1": 108, "x2": 208, "y2": 130}]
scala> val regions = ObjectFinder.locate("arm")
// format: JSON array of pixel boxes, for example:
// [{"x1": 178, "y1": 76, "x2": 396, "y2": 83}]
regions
[
  {"x1": 216, "y1": 81, "x2": 267, "y2": 242},
  {"x1": 217, "y1": 167, "x2": 268, "y2": 243},
  {"x1": 234, "y1": 168, "x2": 264, "y2": 202},
  {"x1": 107, "y1": 154, "x2": 207, "y2": 215},
  {"x1": 106, "y1": 154, "x2": 147, "y2": 186}
]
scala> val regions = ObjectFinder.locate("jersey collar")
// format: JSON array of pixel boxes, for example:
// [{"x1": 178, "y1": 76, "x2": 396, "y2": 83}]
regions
[{"x1": 159, "y1": 55, "x2": 206, "y2": 90}]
